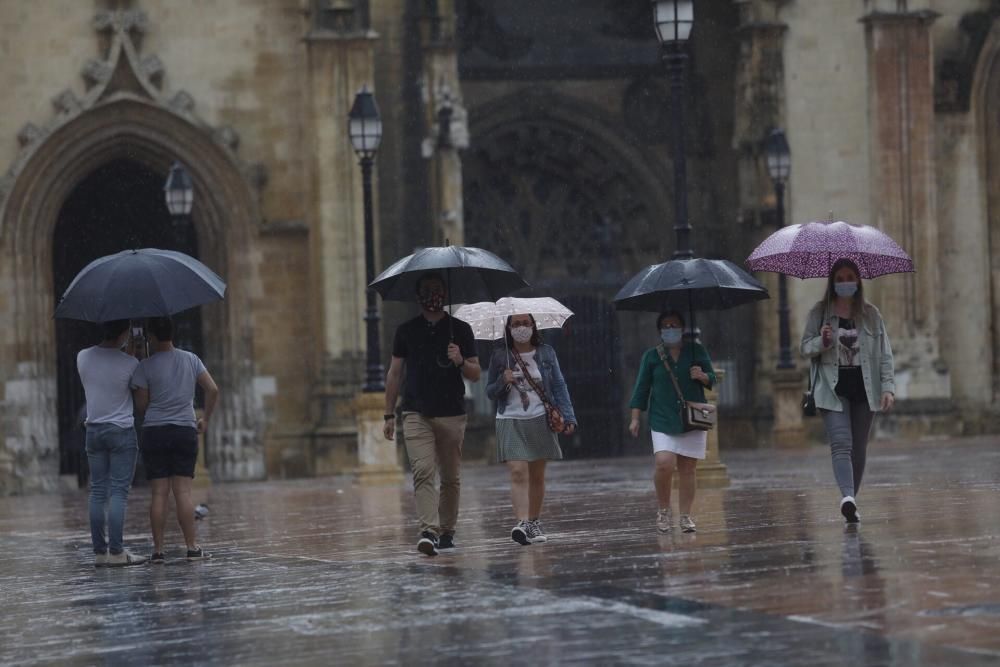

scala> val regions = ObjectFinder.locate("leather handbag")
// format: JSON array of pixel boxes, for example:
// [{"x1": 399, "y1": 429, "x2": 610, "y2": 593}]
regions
[
  {"x1": 656, "y1": 345, "x2": 716, "y2": 432},
  {"x1": 803, "y1": 360, "x2": 818, "y2": 417},
  {"x1": 512, "y1": 349, "x2": 568, "y2": 434}
]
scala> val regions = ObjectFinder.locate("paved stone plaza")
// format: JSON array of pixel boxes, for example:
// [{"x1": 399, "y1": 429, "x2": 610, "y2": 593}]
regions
[{"x1": 2, "y1": 436, "x2": 999, "y2": 666}]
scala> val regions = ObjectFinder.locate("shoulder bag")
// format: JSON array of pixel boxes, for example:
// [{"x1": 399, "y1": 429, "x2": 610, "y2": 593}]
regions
[
  {"x1": 803, "y1": 359, "x2": 818, "y2": 417},
  {"x1": 512, "y1": 348, "x2": 567, "y2": 434},
  {"x1": 656, "y1": 344, "x2": 716, "y2": 432}
]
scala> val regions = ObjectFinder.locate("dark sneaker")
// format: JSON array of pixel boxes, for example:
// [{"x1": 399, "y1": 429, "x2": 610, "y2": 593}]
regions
[
  {"x1": 417, "y1": 531, "x2": 439, "y2": 557},
  {"x1": 105, "y1": 549, "x2": 148, "y2": 567},
  {"x1": 186, "y1": 546, "x2": 212, "y2": 561},
  {"x1": 840, "y1": 496, "x2": 860, "y2": 523},
  {"x1": 526, "y1": 519, "x2": 547, "y2": 544},
  {"x1": 511, "y1": 521, "x2": 530, "y2": 546},
  {"x1": 438, "y1": 533, "x2": 455, "y2": 550},
  {"x1": 150, "y1": 552, "x2": 165, "y2": 564}
]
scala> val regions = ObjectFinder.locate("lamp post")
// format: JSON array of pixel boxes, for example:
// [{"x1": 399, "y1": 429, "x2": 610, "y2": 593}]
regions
[
  {"x1": 164, "y1": 161, "x2": 194, "y2": 248},
  {"x1": 765, "y1": 128, "x2": 793, "y2": 370},
  {"x1": 652, "y1": 0, "x2": 694, "y2": 259},
  {"x1": 348, "y1": 85, "x2": 385, "y2": 393}
]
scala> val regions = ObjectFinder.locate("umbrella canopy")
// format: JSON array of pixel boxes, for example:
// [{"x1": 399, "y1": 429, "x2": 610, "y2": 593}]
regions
[
  {"x1": 55, "y1": 248, "x2": 226, "y2": 322},
  {"x1": 453, "y1": 297, "x2": 574, "y2": 341},
  {"x1": 746, "y1": 219, "x2": 914, "y2": 279},
  {"x1": 370, "y1": 245, "x2": 527, "y2": 303},
  {"x1": 613, "y1": 258, "x2": 770, "y2": 313}
]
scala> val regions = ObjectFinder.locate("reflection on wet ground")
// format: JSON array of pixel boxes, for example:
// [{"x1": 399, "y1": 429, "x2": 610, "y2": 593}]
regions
[{"x1": 2, "y1": 436, "x2": 999, "y2": 665}]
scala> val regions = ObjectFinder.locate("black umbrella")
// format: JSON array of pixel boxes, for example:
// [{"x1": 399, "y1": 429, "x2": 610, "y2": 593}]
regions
[
  {"x1": 55, "y1": 248, "x2": 226, "y2": 322},
  {"x1": 614, "y1": 258, "x2": 769, "y2": 313},
  {"x1": 370, "y1": 245, "x2": 527, "y2": 304},
  {"x1": 614, "y1": 258, "x2": 769, "y2": 345}
]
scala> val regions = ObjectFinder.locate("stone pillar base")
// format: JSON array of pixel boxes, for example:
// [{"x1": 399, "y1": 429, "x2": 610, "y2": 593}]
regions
[
  {"x1": 354, "y1": 392, "x2": 404, "y2": 485},
  {"x1": 694, "y1": 461, "x2": 730, "y2": 488},
  {"x1": 701, "y1": 369, "x2": 730, "y2": 487},
  {"x1": 772, "y1": 368, "x2": 807, "y2": 448}
]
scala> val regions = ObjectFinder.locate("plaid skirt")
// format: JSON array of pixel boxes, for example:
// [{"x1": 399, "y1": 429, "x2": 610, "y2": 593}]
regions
[{"x1": 495, "y1": 415, "x2": 563, "y2": 462}]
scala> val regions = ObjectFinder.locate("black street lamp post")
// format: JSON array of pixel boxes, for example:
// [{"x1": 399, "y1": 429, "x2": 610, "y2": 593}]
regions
[
  {"x1": 164, "y1": 161, "x2": 194, "y2": 248},
  {"x1": 652, "y1": 0, "x2": 694, "y2": 260},
  {"x1": 349, "y1": 86, "x2": 385, "y2": 393},
  {"x1": 765, "y1": 128, "x2": 793, "y2": 370}
]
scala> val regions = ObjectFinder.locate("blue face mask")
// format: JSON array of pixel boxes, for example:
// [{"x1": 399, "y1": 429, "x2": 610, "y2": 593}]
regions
[
  {"x1": 834, "y1": 282, "x2": 858, "y2": 298},
  {"x1": 660, "y1": 328, "x2": 683, "y2": 346}
]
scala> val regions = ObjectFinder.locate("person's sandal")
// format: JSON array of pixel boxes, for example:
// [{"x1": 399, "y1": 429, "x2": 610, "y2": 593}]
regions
[{"x1": 150, "y1": 552, "x2": 165, "y2": 564}]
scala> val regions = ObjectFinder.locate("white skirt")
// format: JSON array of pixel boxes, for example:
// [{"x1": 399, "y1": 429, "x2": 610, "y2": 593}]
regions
[{"x1": 651, "y1": 430, "x2": 707, "y2": 460}]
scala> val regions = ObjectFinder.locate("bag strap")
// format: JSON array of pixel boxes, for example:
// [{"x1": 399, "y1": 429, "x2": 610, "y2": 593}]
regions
[
  {"x1": 655, "y1": 344, "x2": 687, "y2": 409},
  {"x1": 807, "y1": 357, "x2": 817, "y2": 393},
  {"x1": 512, "y1": 348, "x2": 552, "y2": 406}
]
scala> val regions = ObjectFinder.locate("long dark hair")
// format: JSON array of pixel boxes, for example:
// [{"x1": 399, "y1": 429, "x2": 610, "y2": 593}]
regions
[
  {"x1": 505, "y1": 313, "x2": 543, "y2": 348},
  {"x1": 825, "y1": 258, "x2": 865, "y2": 318},
  {"x1": 656, "y1": 310, "x2": 686, "y2": 331}
]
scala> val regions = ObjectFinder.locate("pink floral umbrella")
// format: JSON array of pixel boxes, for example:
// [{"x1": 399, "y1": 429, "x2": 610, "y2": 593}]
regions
[{"x1": 746, "y1": 220, "x2": 914, "y2": 279}]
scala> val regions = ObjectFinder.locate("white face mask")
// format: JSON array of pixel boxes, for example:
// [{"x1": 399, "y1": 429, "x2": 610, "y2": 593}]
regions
[
  {"x1": 660, "y1": 328, "x2": 683, "y2": 346},
  {"x1": 510, "y1": 326, "x2": 533, "y2": 343},
  {"x1": 834, "y1": 282, "x2": 858, "y2": 298}
]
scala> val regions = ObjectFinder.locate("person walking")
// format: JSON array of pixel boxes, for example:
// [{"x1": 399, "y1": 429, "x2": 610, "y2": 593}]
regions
[
  {"x1": 131, "y1": 316, "x2": 219, "y2": 563},
  {"x1": 383, "y1": 273, "x2": 481, "y2": 557},
  {"x1": 77, "y1": 320, "x2": 148, "y2": 567},
  {"x1": 486, "y1": 313, "x2": 577, "y2": 546},
  {"x1": 628, "y1": 311, "x2": 716, "y2": 534},
  {"x1": 801, "y1": 258, "x2": 895, "y2": 523}
]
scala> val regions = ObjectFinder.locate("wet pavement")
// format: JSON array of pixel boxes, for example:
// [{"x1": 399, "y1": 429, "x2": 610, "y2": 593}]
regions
[{"x1": 2, "y1": 435, "x2": 1000, "y2": 666}]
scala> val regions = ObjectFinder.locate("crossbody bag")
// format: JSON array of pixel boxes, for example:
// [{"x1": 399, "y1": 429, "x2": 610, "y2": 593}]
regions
[
  {"x1": 512, "y1": 349, "x2": 568, "y2": 434},
  {"x1": 656, "y1": 344, "x2": 716, "y2": 432}
]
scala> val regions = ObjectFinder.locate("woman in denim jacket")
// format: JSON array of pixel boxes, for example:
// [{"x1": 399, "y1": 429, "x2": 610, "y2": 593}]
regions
[
  {"x1": 486, "y1": 313, "x2": 577, "y2": 546},
  {"x1": 801, "y1": 258, "x2": 895, "y2": 524}
]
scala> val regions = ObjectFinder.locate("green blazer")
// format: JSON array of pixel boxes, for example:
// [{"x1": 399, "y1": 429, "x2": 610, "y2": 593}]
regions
[
  {"x1": 629, "y1": 342, "x2": 716, "y2": 435},
  {"x1": 800, "y1": 300, "x2": 895, "y2": 413}
]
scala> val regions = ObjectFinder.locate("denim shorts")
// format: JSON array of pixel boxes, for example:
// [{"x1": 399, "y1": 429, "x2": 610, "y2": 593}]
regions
[{"x1": 140, "y1": 425, "x2": 199, "y2": 480}]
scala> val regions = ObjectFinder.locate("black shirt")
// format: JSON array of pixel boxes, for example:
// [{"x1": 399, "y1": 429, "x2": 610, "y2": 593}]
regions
[
  {"x1": 835, "y1": 317, "x2": 868, "y2": 404},
  {"x1": 392, "y1": 314, "x2": 477, "y2": 417}
]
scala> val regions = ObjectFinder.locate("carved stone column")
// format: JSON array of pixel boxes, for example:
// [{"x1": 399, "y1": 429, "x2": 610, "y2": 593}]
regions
[
  {"x1": 771, "y1": 368, "x2": 806, "y2": 447},
  {"x1": 698, "y1": 369, "x2": 729, "y2": 488},
  {"x1": 354, "y1": 392, "x2": 404, "y2": 484},
  {"x1": 862, "y1": 8, "x2": 950, "y2": 402},
  {"x1": 418, "y1": 0, "x2": 467, "y2": 245},
  {"x1": 305, "y1": 6, "x2": 379, "y2": 473}
]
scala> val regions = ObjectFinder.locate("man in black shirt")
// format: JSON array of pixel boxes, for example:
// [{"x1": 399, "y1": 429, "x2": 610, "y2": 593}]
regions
[{"x1": 383, "y1": 273, "x2": 480, "y2": 556}]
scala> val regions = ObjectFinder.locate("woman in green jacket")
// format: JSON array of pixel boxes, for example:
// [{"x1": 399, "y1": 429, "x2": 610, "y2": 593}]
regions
[
  {"x1": 800, "y1": 258, "x2": 895, "y2": 524},
  {"x1": 628, "y1": 311, "x2": 716, "y2": 534}
]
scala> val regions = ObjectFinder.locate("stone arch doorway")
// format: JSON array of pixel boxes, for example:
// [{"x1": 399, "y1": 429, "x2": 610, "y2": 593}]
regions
[
  {"x1": 0, "y1": 99, "x2": 264, "y2": 493},
  {"x1": 464, "y1": 93, "x2": 671, "y2": 458},
  {"x1": 52, "y1": 159, "x2": 204, "y2": 484}
]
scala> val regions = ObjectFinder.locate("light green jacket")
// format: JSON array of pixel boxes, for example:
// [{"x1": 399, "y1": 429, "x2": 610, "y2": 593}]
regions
[{"x1": 800, "y1": 300, "x2": 895, "y2": 413}]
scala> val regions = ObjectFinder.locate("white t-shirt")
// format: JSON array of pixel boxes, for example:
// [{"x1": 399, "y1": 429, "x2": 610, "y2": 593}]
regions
[
  {"x1": 77, "y1": 346, "x2": 139, "y2": 428},
  {"x1": 498, "y1": 350, "x2": 546, "y2": 420},
  {"x1": 131, "y1": 349, "x2": 207, "y2": 428}
]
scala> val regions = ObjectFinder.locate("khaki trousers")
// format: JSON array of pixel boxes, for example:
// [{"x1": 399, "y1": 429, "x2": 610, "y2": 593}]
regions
[{"x1": 402, "y1": 412, "x2": 467, "y2": 536}]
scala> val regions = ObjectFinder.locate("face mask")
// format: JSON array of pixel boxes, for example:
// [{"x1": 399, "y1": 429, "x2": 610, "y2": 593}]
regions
[
  {"x1": 660, "y1": 328, "x2": 683, "y2": 346},
  {"x1": 834, "y1": 282, "x2": 858, "y2": 298},
  {"x1": 418, "y1": 291, "x2": 445, "y2": 312},
  {"x1": 510, "y1": 326, "x2": 533, "y2": 344}
]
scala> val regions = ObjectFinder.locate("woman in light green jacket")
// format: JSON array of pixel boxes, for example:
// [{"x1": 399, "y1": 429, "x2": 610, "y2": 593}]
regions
[{"x1": 800, "y1": 258, "x2": 895, "y2": 524}]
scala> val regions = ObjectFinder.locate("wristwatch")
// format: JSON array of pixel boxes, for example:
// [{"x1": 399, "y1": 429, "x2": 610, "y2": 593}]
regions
[{"x1": 383, "y1": 414, "x2": 395, "y2": 421}]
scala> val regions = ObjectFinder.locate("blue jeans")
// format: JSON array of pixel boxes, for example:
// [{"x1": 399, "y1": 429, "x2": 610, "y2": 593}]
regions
[{"x1": 85, "y1": 424, "x2": 138, "y2": 555}]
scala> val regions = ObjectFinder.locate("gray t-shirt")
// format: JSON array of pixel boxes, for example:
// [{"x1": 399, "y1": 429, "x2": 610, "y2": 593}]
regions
[
  {"x1": 77, "y1": 346, "x2": 139, "y2": 428},
  {"x1": 131, "y1": 349, "x2": 207, "y2": 428}
]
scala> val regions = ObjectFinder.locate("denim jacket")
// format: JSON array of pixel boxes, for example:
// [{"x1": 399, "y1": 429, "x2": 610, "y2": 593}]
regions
[
  {"x1": 800, "y1": 300, "x2": 895, "y2": 413},
  {"x1": 485, "y1": 344, "x2": 577, "y2": 425}
]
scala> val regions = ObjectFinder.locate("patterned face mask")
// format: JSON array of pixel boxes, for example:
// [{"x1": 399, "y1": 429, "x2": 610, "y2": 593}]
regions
[
  {"x1": 510, "y1": 326, "x2": 533, "y2": 343},
  {"x1": 417, "y1": 291, "x2": 445, "y2": 312}
]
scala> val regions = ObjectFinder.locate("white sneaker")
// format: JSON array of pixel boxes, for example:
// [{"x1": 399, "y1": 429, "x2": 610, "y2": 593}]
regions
[
  {"x1": 94, "y1": 552, "x2": 108, "y2": 568},
  {"x1": 679, "y1": 515, "x2": 697, "y2": 533},
  {"x1": 526, "y1": 519, "x2": 547, "y2": 544},
  {"x1": 105, "y1": 549, "x2": 148, "y2": 567},
  {"x1": 656, "y1": 508, "x2": 673, "y2": 533},
  {"x1": 840, "y1": 496, "x2": 860, "y2": 523}
]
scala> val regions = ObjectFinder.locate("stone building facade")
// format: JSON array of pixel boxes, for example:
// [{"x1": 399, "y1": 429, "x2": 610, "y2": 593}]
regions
[{"x1": 0, "y1": 0, "x2": 997, "y2": 494}]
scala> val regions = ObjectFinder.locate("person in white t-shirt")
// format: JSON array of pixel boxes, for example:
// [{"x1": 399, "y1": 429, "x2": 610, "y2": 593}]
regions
[
  {"x1": 77, "y1": 319, "x2": 148, "y2": 567},
  {"x1": 132, "y1": 316, "x2": 219, "y2": 564}
]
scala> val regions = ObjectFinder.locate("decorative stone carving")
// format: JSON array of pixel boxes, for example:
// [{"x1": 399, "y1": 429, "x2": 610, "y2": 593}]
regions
[
  {"x1": 93, "y1": 8, "x2": 148, "y2": 35},
  {"x1": 214, "y1": 125, "x2": 240, "y2": 151},
  {"x1": 936, "y1": 6, "x2": 1000, "y2": 113},
  {"x1": 16, "y1": 124, "x2": 42, "y2": 148},
  {"x1": 140, "y1": 55, "x2": 165, "y2": 87},
  {"x1": 82, "y1": 59, "x2": 113, "y2": 87},
  {"x1": 169, "y1": 91, "x2": 196, "y2": 114},
  {"x1": 51, "y1": 89, "x2": 82, "y2": 115}
]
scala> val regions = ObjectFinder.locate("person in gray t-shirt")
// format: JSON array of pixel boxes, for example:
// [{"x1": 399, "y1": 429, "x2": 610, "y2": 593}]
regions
[{"x1": 132, "y1": 316, "x2": 219, "y2": 563}]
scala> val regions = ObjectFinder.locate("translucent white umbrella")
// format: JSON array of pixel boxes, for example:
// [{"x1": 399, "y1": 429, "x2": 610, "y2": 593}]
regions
[{"x1": 453, "y1": 297, "x2": 574, "y2": 341}]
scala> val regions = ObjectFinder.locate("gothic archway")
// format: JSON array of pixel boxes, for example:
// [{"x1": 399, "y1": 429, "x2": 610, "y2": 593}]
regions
[{"x1": 464, "y1": 93, "x2": 671, "y2": 458}]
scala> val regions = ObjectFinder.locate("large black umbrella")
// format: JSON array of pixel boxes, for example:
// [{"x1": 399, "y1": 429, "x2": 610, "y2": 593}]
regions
[
  {"x1": 55, "y1": 248, "x2": 226, "y2": 322},
  {"x1": 614, "y1": 258, "x2": 769, "y2": 351},
  {"x1": 370, "y1": 245, "x2": 527, "y2": 303},
  {"x1": 614, "y1": 258, "x2": 769, "y2": 313}
]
